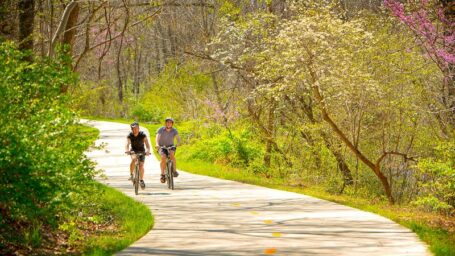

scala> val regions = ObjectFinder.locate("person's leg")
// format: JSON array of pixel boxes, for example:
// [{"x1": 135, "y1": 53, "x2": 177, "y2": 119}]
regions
[
  {"x1": 128, "y1": 157, "x2": 135, "y2": 180},
  {"x1": 160, "y1": 155, "x2": 167, "y2": 175},
  {"x1": 159, "y1": 153, "x2": 167, "y2": 183},
  {"x1": 130, "y1": 159, "x2": 135, "y2": 175},
  {"x1": 139, "y1": 160, "x2": 146, "y2": 188},
  {"x1": 139, "y1": 161, "x2": 145, "y2": 180}
]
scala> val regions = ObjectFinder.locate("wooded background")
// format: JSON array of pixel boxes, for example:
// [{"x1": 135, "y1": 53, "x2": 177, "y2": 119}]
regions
[{"x1": 1, "y1": 0, "x2": 454, "y2": 221}]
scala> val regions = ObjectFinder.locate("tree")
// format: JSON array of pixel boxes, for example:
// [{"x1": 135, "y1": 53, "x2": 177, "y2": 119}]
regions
[
  {"x1": 18, "y1": 0, "x2": 35, "y2": 53},
  {"x1": 385, "y1": 0, "x2": 455, "y2": 133},
  {"x1": 0, "y1": 0, "x2": 17, "y2": 41}
]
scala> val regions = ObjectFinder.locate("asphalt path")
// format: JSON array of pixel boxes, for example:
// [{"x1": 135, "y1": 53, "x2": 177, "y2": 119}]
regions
[{"x1": 83, "y1": 119, "x2": 430, "y2": 256}]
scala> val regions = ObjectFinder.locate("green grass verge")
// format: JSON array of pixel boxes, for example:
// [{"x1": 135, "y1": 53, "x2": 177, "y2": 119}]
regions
[
  {"x1": 82, "y1": 183, "x2": 154, "y2": 255},
  {"x1": 85, "y1": 117, "x2": 454, "y2": 256},
  {"x1": 77, "y1": 123, "x2": 154, "y2": 255}
]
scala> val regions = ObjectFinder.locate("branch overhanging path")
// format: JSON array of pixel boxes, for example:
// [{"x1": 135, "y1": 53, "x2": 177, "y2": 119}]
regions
[{"x1": 83, "y1": 120, "x2": 430, "y2": 256}]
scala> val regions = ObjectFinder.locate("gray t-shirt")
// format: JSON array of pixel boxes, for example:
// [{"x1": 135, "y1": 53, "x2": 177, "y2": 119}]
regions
[{"x1": 156, "y1": 127, "x2": 178, "y2": 146}]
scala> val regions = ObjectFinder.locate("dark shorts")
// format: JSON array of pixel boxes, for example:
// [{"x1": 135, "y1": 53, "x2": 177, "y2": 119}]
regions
[
  {"x1": 159, "y1": 146, "x2": 176, "y2": 157},
  {"x1": 132, "y1": 151, "x2": 145, "y2": 162}
]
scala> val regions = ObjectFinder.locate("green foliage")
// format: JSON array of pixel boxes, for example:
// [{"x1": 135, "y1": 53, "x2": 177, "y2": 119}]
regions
[
  {"x1": 139, "y1": 60, "x2": 212, "y2": 122},
  {"x1": 412, "y1": 196, "x2": 453, "y2": 215},
  {"x1": 412, "y1": 139, "x2": 455, "y2": 215},
  {"x1": 217, "y1": 0, "x2": 241, "y2": 20},
  {"x1": 186, "y1": 125, "x2": 262, "y2": 167},
  {"x1": 210, "y1": 3, "x2": 449, "y2": 205},
  {"x1": 131, "y1": 103, "x2": 163, "y2": 123},
  {"x1": 73, "y1": 81, "x2": 132, "y2": 118},
  {"x1": 0, "y1": 42, "x2": 96, "y2": 249}
]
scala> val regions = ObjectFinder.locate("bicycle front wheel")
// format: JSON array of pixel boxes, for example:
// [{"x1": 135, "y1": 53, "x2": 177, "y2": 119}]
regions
[
  {"x1": 167, "y1": 161, "x2": 174, "y2": 190},
  {"x1": 134, "y1": 165, "x2": 139, "y2": 195}
]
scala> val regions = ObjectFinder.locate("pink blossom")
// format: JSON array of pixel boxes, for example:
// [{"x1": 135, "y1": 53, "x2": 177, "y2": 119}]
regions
[
  {"x1": 384, "y1": 0, "x2": 454, "y2": 72},
  {"x1": 437, "y1": 49, "x2": 455, "y2": 64}
]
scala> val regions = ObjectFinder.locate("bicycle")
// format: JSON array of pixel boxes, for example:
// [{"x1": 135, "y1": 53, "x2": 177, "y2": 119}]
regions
[
  {"x1": 127, "y1": 151, "x2": 146, "y2": 195},
  {"x1": 160, "y1": 146, "x2": 176, "y2": 190}
]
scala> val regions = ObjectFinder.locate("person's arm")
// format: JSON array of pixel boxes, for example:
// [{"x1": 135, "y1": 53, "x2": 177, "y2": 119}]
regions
[
  {"x1": 125, "y1": 138, "x2": 131, "y2": 153},
  {"x1": 155, "y1": 133, "x2": 160, "y2": 149},
  {"x1": 144, "y1": 136, "x2": 151, "y2": 155},
  {"x1": 175, "y1": 134, "x2": 181, "y2": 147}
]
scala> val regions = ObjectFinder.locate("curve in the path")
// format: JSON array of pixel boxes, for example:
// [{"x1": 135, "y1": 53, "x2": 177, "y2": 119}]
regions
[{"x1": 83, "y1": 120, "x2": 430, "y2": 256}]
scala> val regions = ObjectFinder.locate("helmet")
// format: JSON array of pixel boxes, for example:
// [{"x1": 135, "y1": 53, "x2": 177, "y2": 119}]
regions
[
  {"x1": 165, "y1": 117, "x2": 174, "y2": 123},
  {"x1": 130, "y1": 121, "x2": 139, "y2": 128}
]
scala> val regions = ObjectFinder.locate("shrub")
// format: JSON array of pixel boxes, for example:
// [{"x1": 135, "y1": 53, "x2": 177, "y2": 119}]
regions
[
  {"x1": 131, "y1": 103, "x2": 163, "y2": 123},
  {"x1": 0, "y1": 42, "x2": 96, "y2": 249},
  {"x1": 412, "y1": 139, "x2": 455, "y2": 215},
  {"x1": 187, "y1": 128, "x2": 262, "y2": 167}
]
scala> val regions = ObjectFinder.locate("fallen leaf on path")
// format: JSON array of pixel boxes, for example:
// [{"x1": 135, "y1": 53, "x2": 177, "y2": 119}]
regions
[{"x1": 264, "y1": 248, "x2": 277, "y2": 254}]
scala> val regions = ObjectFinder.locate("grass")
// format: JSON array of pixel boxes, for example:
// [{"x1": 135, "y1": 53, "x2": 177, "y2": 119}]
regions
[
  {"x1": 81, "y1": 183, "x2": 154, "y2": 255},
  {"x1": 85, "y1": 117, "x2": 455, "y2": 256}
]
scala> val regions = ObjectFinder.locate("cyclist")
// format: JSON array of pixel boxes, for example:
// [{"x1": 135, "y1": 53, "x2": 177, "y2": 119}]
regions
[
  {"x1": 155, "y1": 117, "x2": 181, "y2": 183},
  {"x1": 125, "y1": 121, "x2": 151, "y2": 189}
]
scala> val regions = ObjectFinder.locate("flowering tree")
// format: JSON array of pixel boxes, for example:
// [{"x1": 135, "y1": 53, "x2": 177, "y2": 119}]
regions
[{"x1": 384, "y1": 0, "x2": 455, "y2": 131}]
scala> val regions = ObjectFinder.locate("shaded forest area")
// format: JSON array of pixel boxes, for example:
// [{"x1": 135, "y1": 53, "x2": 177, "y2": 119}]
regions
[{"x1": 0, "y1": 0, "x2": 454, "y2": 253}]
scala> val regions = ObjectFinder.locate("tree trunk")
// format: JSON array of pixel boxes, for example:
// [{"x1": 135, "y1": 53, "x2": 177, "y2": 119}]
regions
[
  {"x1": 268, "y1": 0, "x2": 286, "y2": 16},
  {"x1": 133, "y1": 48, "x2": 142, "y2": 97},
  {"x1": 59, "y1": 8, "x2": 78, "y2": 91},
  {"x1": 61, "y1": 2, "x2": 79, "y2": 53},
  {"x1": 116, "y1": 38, "x2": 124, "y2": 103},
  {"x1": 48, "y1": 1, "x2": 77, "y2": 57},
  {"x1": 0, "y1": 0, "x2": 16, "y2": 42},
  {"x1": 309, "y1": 70, "x2": 395, "y2": 203},
  {"x1": 18, "y1": 0, "x2": 35, "y2": 53},
  {"x1": 264, "y1": 102, "x2": 276, "y2": 168}
]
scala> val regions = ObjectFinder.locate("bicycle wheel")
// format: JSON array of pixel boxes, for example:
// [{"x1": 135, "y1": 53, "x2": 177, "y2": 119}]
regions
[
  {"x1": 167, "y1": 161, "x2": 174, "y2": 190},
  {"x1": 169, "y1": 161, "x2": 174, "y2": 190},
  {"x1": 134, "y1": 164, "x2": 139, "y2": 195}
]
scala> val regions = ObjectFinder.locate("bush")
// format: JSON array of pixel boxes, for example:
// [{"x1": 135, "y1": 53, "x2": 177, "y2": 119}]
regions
[
  {"x1": 187, "y1": 128, "x2": 262, "y2": 167},
  {"x1": 0, "y1": 43, "x2": 96, "y2": 249},
  {"x1": 412, "y1": 196, "x2": 454, "y2": 215},
  {"x1": 131, "y1": 103, "x2": 163, "y2": 123},
  {"x1": 412, "y1": 139, "x2": 455, "y2": 215}
]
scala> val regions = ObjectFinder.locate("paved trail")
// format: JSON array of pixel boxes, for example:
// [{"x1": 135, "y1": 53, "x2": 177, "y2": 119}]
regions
[{"x1": 84, "y1": 120, "x2": 430, "y2": 256}]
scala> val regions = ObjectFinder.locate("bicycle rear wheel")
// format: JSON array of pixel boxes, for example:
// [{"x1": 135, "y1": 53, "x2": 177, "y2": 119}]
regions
[{"x1": 134, "y1": 165, "x2": 139, "y2": 195}]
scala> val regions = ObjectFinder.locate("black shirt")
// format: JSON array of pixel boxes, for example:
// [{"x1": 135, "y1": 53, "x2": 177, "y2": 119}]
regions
[{"x1": 127, "y1": 131, "x2": 147, "y2": 152}]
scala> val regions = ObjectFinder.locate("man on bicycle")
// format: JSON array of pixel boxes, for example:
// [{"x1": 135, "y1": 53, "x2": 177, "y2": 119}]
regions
[
  {"x1": 125, "y1": 122, "x2": 151, "y2": 189},
  {"x1": 155, "y1": 117, "x2": 181, "y2": 183}
]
